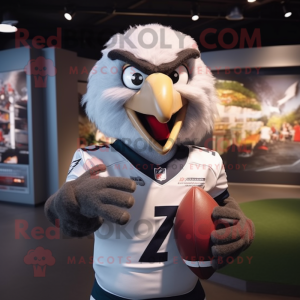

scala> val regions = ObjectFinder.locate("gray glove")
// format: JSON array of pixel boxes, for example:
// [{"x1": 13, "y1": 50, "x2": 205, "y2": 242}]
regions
[
  {"x1": 44, "y1": 164, "x2": 136, "y2": 237},
  {"x1": 210, "y1": 196, "x2": 255, "y2": 269}
]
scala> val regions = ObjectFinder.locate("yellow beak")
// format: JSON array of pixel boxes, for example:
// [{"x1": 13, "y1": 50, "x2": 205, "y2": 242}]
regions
[{"x1": 124, "y1": 73, "x2": 187, "y2": 154}]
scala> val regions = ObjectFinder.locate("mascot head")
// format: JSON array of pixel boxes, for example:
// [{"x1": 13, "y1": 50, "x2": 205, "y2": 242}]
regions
[{"x1": 83, "y1": 24, "x2": 218, "y2": 154}]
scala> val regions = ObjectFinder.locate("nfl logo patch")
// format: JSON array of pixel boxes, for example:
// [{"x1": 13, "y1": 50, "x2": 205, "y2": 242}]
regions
[{"x1": 154, "y1": 167, "x2": 167, "y2": 181}]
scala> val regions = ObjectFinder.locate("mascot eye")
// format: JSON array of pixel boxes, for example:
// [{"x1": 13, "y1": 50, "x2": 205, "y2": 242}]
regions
[
  {"x1": 122, "y1": 66, "x2": 148, "y2": 90},
  {"x1": 169, "y1": 65, "x2": 189, "y2": 85}
]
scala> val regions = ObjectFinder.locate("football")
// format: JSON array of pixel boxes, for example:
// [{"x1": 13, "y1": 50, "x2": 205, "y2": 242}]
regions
[{"x1": 174, "y1": 186, "x2": 218, "y2": 279}]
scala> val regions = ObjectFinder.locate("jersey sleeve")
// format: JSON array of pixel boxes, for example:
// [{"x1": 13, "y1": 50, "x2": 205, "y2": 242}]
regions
[
  {"x1": 209, "y1": 152, "x2": 229, "y2": 204},
  {"x1": 66, "y1": 149, "x2": 86, "y2": 182}
]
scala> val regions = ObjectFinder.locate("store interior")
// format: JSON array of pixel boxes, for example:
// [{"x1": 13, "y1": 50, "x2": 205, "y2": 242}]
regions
[{"x1": 0, "y1": 1, "x2": 300, "y2": 300}]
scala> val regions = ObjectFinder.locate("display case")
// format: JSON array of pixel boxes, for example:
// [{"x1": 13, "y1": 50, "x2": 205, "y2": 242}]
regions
[{"x1": 0, "y1": 47, "x2": 46, "y2": 204}]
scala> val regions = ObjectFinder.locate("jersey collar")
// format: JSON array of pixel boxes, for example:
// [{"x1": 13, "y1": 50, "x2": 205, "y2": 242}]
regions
[{"x1": 111, "y1": 140, "x2": 189, "y2": 185}]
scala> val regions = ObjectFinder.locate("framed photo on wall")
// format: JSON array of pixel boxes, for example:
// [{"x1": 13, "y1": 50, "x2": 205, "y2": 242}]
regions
[{"x1": 212, "y1": 67, "x2": 300, "y2": 185}]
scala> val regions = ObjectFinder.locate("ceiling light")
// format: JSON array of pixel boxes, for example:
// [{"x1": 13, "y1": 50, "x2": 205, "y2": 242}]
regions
[
  {"x1": 64, "y1": 12, "x2": 72, "y2": 21},
  {"x1": 282, "y1": 5, "x2": 292, "y2": 18},
  {"x1": 191, "y1": 4, "x2": 199, "y2": 21},
  {"x1": 0, "y1": 12, "x2": 18, "y2": 33},
  {"x1": 226, "y1": 7, "x2": 244, "y2": 20},
  {"x1": 285, "y1": 11, "x2": 292, "y2": 17},
  {"x1": 192, "y1": 14, "x2": 199, "y2": 21},
  {"x1": 64, "y1": 7, "x2": 75, "y2": 21},
  {"x1": 247, "y1": 0, "x2": 256, "y2": 3},
  {"x1": 0, "y1": 24, "x2": 17, "y2": 33}
]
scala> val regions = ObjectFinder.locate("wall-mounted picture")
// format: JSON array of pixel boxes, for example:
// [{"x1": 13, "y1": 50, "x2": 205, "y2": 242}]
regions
[
  {"x1": 0, "y1": 70, "x2": 28, "y2": 165},
  {"x1": 213, "y1": 69, "x2": 300, "y2": 185}
]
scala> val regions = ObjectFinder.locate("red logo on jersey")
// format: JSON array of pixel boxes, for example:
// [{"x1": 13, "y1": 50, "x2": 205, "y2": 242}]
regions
[{"x1": 154, "y1": 167, "x2": 167, "y2": 181}]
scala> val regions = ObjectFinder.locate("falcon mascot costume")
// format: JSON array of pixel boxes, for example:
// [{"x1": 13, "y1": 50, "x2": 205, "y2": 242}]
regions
[{"x1": 45, "y1": 24, "x2": 255, "y2": 300}]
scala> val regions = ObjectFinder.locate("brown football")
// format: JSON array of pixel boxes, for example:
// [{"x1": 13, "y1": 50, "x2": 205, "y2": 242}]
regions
[{"x1": 174, "y1": 186, "x2": 218, "y2": 279}]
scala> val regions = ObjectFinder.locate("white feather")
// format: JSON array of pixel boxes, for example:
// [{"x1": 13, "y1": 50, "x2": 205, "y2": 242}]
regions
[{"x1": 82, "y1": 24, "x2": 217, "y2": 148}]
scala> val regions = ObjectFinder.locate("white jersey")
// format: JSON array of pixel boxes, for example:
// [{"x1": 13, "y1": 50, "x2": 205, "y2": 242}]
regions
[{"x1": 67, "y1": 140, "x2": 228, "y2": 300}]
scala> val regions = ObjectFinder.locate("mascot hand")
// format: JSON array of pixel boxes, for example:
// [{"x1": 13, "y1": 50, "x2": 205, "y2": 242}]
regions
[
  {"x1": 44, "y1": 164, "x2": 136, "y2": 237},
  {"x1": 210, "y1": 196, "x2": 255, "y2": 269}
]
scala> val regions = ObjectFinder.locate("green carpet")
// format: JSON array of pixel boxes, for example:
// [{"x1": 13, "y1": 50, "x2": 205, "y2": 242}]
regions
[{"x1": 216, "y1": 199, "x2": 300, "y2": 286}]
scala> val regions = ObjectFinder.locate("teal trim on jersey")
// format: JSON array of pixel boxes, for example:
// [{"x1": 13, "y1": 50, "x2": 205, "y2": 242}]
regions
[{"x1": 110, "y1": 139, "x2": 189, "y2": 185}]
